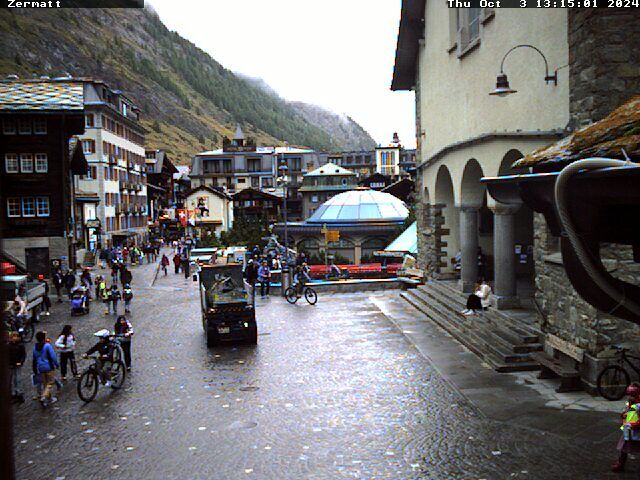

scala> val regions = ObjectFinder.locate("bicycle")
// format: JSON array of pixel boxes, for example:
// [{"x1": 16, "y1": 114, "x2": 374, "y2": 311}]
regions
[
  {"x1": 110, "y1": 334, "x2": 126, "y2": 365},
  {"x1": 5, "y1": 314, "x2": 34, "y2": 343},
  {"x1": 597, "y1": 346, "x2": 640, "y2": 400},
  {"x1": 77, "y1": 354, "x2": 126, "y2": 403},
  {"x1": 284, "y1": 284, "x2": 318, "y2": 305}
]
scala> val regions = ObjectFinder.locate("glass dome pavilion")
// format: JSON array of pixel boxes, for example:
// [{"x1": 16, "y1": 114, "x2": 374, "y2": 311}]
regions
[{"x1": 307, "y1": 189, "x2": 409, "y2": 224}]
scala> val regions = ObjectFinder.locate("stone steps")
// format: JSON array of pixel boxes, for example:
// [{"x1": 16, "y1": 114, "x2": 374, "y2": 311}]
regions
[
  {"x1": 424, "y1": 281, "x2": 543, "y2": 342},
  {"x1": 400, "y1": 282, "x2": 541, "y2": 373}
]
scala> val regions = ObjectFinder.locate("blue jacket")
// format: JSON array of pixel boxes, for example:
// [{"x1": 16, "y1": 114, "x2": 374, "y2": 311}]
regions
[{"x1": 32, "y1": 342, "x2": 59, "y2": 374}]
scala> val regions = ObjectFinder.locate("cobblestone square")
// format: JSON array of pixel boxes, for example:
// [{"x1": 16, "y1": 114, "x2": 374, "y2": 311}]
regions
[{"x1": 10, "y1": 258, "x2": 632, "y2": 479}]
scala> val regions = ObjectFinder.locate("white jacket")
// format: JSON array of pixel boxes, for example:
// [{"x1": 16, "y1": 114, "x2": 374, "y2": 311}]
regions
[
  {"x1": 55, "y1": 334, "x2": 76, "y2": 353},
  {"x1": 474, "y1": 283, "x2": 492, "y2": 308}
]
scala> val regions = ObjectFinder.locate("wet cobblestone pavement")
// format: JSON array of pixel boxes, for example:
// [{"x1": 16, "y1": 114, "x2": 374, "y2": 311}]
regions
[{"x1": 11, "y1": 256, "x2": 630, "y2": 479}]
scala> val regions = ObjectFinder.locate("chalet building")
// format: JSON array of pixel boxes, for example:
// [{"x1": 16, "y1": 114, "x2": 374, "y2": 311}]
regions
[
  {"x1": 0, "y1": 78, "x2": 88, "y2": 275},
  {"x1": 232, "y1": 188, "x2": 282, "y2": 224},
  {"x1": 76, "y1": 79, "x2": 148, "y2": 248},
  {"x1": 173, "y1": 165, "x2": 191, "y2": 209},
  {"x1": 145, "y1": 149, "x2": 178, "y2": 225},
  {"x1": 359, "y1": 172, "x2": 393, "y2": 191},
  {"x1": 392, "y1": 4, "x2": 640, "y2": 388},
  {"x1": 185, "y1": 185, "x2": 233, "y2": 237},
  {"x1": 299, "y1": 163, "x2": 358, "y2": 219},
  {"x1": 189, "y1": 125, "x2": 328, "y2": 221}
]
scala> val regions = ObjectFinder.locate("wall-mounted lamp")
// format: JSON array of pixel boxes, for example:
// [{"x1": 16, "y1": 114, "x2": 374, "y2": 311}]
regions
[{"x1": 490, "y1": 44, "x2": 562, "y2": 97}]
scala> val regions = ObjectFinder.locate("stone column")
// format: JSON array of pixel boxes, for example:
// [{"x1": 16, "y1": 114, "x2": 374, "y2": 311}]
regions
[
  {"x1": 491, "y1": 204, "x2": 520, "y2": 309},
  {"x1": 354, "y1": 242, "x2": 362, "y2": 266},
  {"x1": 459, "y1": 206, "x2": 479, "y2": 293}
]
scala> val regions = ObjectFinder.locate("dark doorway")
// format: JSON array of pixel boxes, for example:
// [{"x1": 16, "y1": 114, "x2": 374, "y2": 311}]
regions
[{"x1": 25, "y1": 247, "x2": 50, "y2": 278}]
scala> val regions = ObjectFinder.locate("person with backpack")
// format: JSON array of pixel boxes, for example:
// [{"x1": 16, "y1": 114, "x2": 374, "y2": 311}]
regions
[
  {"x1": 114, "y1": 315, "x2": 134, "y2": 370},
  {"x1": 32, "y1": 331, "x2": 59, "y2": 406},
  {"x1": 120, "y1": 266, "x2": 132, "y2": 286},
  {"x1": 99, "y1": 278, "x2": 111, "y2": 315},
  {"x1": 54, "y1": 325, "x2": 78, "y2": 380},
  {"x1": 110, "y1": 285, "x2": 122, "y2": 315},
  {"x1": 8, "y1": 331, "x2": 26, "y2": 403},
  {"x1": 123, "y1": 284, "x2": 133, "y2": 313}
]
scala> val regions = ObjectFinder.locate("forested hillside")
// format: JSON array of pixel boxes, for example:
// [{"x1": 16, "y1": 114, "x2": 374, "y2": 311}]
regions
[{"x1": 0, "y1": 7, "x2": 375, "y2": 162}]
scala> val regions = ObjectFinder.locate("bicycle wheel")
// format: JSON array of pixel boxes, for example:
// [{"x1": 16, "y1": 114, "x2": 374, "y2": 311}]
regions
[
  {"x1": 21, "y1": 323, "x2": 34, "y2": 343},
  {"x1": 304, "y1": 288, "x2": 318, "y2": 305},
  {"x1": 112, "y1": 345, "x2": 124, "y2": 364},
  {"x1": 109, "y1": 360, "x2": 126, "y2": 390},
  {"x1": 284, "y1": 287, "x2": 298, "y2": 304},
  {"x1": 77, "y1": 370, "x2": 99, "y2": 403},
  {"x1": 597, "y1": 365, "x2": 630, "y2": 401}
]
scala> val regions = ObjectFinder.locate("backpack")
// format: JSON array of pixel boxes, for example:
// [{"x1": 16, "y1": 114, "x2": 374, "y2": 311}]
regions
[
  {"x1": 123, "y1": 288, "x2": 133, "y2": 301},
  {"x1": 34, "y1": 344, "x2": 55, "y2": 374}
]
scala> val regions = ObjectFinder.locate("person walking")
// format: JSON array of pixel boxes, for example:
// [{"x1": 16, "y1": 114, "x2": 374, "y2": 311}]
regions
[
  {"x1": 110, "y1": 285, "x2": 122, "y2": 315},
  {"x1": 8, "y1": 331, "x2": 26, "y2": 403},
  {"x1": 38, "y1": 274, "x2": 51, "y2": 316},
  {"x1": 32, "y1": 331, "x2": 59, "y2": 406},
  {"x1": 63, "y1": 270, "x2": 75, "y2": 299},
  {"x1": 173, "y1": 254, "x2": 181, "y2": 274},
  {"x1": 114, "y1": 315, "x2": 134, "y2": 371},
  {"x1": 100, "y1": 279, "x2": 111, "y2": 315},
  {"x1": 258, "y1": 260, "x2": 271, "y2": 298},
  {"x1": 53, "y1": 269, "x2": 64, "y2": 303},
  {"x1": 80, "y1": 268, "x2": 93, "y2": 298},
  {"x1": 123, "y1": 284, "x2": 133, "y2": 313},
  {"x1": 111, "y1": 262, "x2": 120, "y2": 285},
  {"x1": 54, "y1": 325, "x2": 78, "y2": 380},
  {"x1": 120, "y1": 266, "x2": 132, "y2": 286},
  {"x1": 161, "y1": 254, "x2": 170, "y2": 276}
]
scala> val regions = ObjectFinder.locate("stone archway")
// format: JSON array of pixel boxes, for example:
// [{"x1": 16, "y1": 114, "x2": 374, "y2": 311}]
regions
[
  {"x1": 458, "y1": 159, "x2": 487, "y2": 291},
  {"x1": 434, "y1": 165, "x2": 459, "y2": 276}
]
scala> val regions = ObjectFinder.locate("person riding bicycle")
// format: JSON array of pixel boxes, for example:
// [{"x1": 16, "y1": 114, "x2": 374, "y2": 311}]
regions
[
  {"x1": 612, "y1": 383, "x2": 640, "y2": 472},
  {"x1": 82, "y1": 329, "x2": 114, "y2": 387}
]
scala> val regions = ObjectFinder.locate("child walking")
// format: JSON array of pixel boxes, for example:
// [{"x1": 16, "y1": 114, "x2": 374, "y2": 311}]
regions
[
  {"x1": 110, "y1": 284, "x2": 122, "y2": 315},
  {"x1": 55, "y1": 325, "x2": 78, "y2": 380},
  {"x1": 123, "y1": 283, "x2": 133, "y2": 313}
]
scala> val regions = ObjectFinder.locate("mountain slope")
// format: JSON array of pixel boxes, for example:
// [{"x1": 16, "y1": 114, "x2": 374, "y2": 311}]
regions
[
  {"x1": 240, "y1": 76, "x2": 376, "y2": 150},
  {"x1": 0, "y1": 7, "x2": 375, "y2": 162}
]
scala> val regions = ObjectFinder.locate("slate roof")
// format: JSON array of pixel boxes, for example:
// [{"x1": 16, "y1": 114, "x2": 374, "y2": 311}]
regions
[
  {"x1": 514, "y1": 96, "x2": 640, "y2": 169},
  {"x1": 0, "y1": 81, "x2": 84, "y2": 111}
]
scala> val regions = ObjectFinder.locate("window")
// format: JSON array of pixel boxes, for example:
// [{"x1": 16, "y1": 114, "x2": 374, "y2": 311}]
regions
[
  {"x1": 237, "y1": 178, "x2": 246, "y2": 184},
  {"x1": 311, "y1": 195, "x2": 318, "y2": 203},
  {"x1": 20, "y1": 154, "x2": 33, "y2": 173},
  {"x1": 82, "y1": 140, "x2": 95, "y2": 154},
  {"x1": 5, "y1": 154, "x2": 18, "y2": 173},
  {"x1": 341, "y1": 178, "x2": 348, "y2": 187},
  {"x1": 251, "y1": 177, "x2": 259, "y2": 188},
  {"x1": 85, "y1": 114, "x2": 94, "y2": 127},
  {"x1": 35, "y1": 154, "x2": 48, "y2": 173},
  {"x1": 36, "y1": 197, "x2": 50, "y2": 217},
  {"x1": 248, "y1": 158, "x2": 261, "y2": 172},
  {"x1": 22, "y1": 197, "x2": 35, "y2": 217},
  {"x1": 18, "y1": 118, "x2": 32, "y2": 135},
  {"x1": 33, "y1": 118, "x2": 47, "y2": 135},
  {"x1": 2, "y1": 119, "x2": 16, "y2": 135},
  {"x1": 7, "y1": 198, "x2": 21, "y2": 217},
  {"x1": 454, "y1": 8, "x2": 486, "y2": 55}
]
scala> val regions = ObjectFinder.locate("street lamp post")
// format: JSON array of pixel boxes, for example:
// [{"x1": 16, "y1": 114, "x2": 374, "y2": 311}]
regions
[{"x1": 278, "y1": 153, "x2": 289, "y2": 265}]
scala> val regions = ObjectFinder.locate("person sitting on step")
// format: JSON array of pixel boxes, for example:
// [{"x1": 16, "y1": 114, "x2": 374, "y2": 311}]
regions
[{"x1": 460, "y1": 278, "x2": 492, "y2": 316}]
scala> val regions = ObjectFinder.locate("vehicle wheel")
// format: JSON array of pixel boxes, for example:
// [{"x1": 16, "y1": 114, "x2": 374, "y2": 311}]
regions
[
  {"x1": 109, "y1": 360, "x2": 126, "y2": 389},
  {"x1": 284, "y1": 287, "x2": 298, "y2": 304},
  {"x1": 247, "y1": 325, "x2": 258, "y2": 345},
  {"x1": 304, "y1": 288, "x2": 318, "y2": 305},
  {"x1": 77, "y1": 370, "x2": 99, "y2": 403},
  {"x1": 113, "y1": 346, "x2": 124, "y2": 364},
  {"x1": 206, "y1": 329, "x2": 218, "y2": 348},
  {"x1": 21, "y1": 323, "x2": 35, "y2": 343},
  {"x1": 597, "y1": 365, "x2": 630, "y2": 401}
]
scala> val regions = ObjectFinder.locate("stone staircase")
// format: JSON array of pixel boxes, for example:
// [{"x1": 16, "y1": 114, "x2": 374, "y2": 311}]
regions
[{"x1": 400, "y1": 281, "x2": 543, "y2": 372}]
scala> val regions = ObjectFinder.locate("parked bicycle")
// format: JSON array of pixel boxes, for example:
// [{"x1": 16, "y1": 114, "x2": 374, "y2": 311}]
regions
[
  {"x1": 4, "y1": 313, "x2": 34, "y2": 343},
  {"x1": 77, "y1": 354, "x2": 126, "y2": 403},
  {"x1": 597, "y1": 346, "x2": 640, "y2": 400},
  {"x1": 284, "y1": 283, "x2": 318, "y2": 305}
]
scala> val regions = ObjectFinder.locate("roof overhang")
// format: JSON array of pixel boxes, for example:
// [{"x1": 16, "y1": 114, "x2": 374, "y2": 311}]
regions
[{"x1": 391, "y1": 0, "x2": 426, "y2": 91}]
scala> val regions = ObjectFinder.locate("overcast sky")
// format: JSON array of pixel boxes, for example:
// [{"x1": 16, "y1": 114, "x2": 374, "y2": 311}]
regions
[{"x1": 147, "y1": 0, "x2": 416, "y2": 148}]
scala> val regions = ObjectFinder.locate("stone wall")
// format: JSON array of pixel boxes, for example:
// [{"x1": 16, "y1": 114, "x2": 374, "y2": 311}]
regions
[
  {"x1": 534, "y1": 213, "x2": 640, "y2": 356},
  {"x1": 568, "y1": 9, "x2": 640, "y2": 127},
  {"x1": 415, "y1": 200, "x2": 445, "y2": 278}
]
